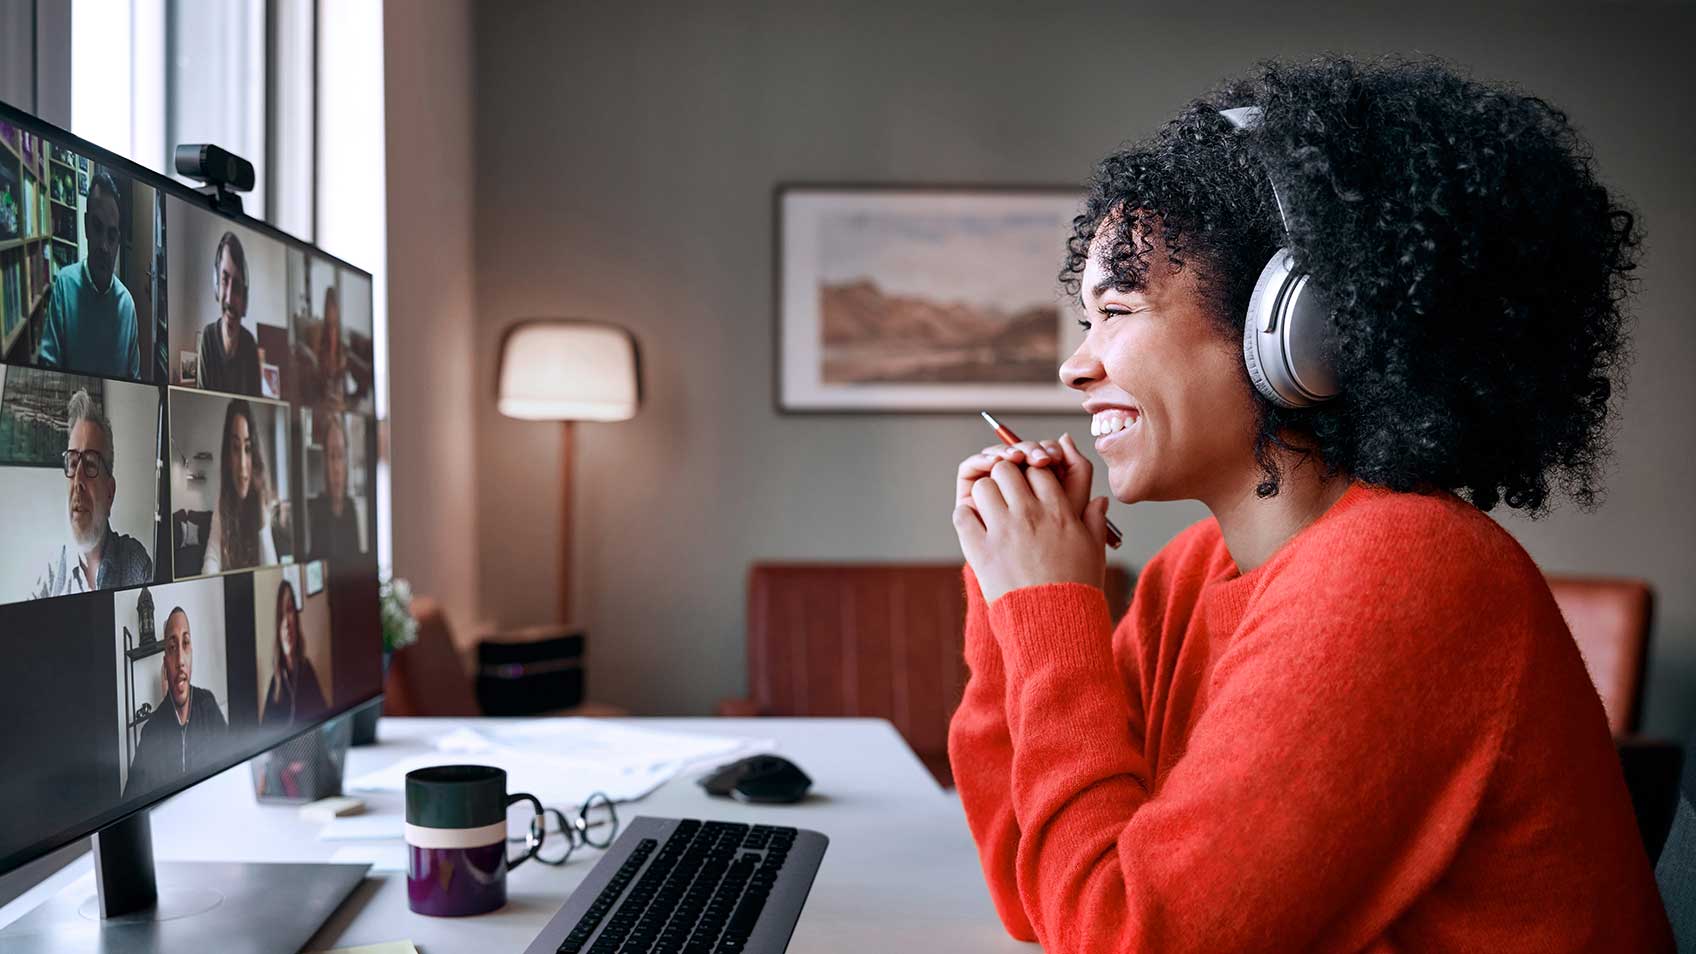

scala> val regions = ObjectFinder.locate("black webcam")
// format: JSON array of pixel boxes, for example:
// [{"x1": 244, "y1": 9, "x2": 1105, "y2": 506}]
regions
[
  {"x1": 174, "y1": 144, "x2": 254, "y2": 192},
  {"x1": 174, "y1": 143, "x2": 254, "y2": 216}
]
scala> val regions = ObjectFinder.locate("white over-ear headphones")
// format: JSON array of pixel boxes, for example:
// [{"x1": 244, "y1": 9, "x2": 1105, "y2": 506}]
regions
[{"x1": 1218, "y1": 106, "x2": 1339, "y2": 409}]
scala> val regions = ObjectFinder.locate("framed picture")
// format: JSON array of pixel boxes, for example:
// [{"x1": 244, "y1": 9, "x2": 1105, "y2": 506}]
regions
[
  {"x1": 776, "y1": 184, "x2": 1088, "y2": 413},
  {"x1": 0, "y1": 368, "x2": 104, "y2": 467}
]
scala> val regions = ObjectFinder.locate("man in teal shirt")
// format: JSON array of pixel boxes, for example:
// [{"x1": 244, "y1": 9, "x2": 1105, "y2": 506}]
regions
[{"x1": 39, "y1": 169, "x2": 141, "y2": 380}]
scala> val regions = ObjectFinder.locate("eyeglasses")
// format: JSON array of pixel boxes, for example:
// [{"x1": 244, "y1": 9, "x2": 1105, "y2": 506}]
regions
[
  {"x1": 510, "y1": 791, "x2": 619, "y2": 866},
  {"x1": 62, "y1": 449, "x2": 109, "y2": 480}
]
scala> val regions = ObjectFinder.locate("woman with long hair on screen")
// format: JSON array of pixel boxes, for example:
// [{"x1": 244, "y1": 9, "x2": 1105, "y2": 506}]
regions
[
  {"x1": 313, "y1": 285, "x2": 347, "y2": 409},
  {"x1": 201, "y1": 398, "x2": 278, "y2": 574},
  {"x1": 261, "y1": 579, "x2": 327, "y2": 725},
  {"x1": 947, "y1": 56, "x2": 1672, "y2": 952}
]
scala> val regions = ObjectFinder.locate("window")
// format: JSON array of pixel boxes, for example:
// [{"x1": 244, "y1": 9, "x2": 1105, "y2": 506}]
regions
[
  {"x1": 167, "y1": 0, "x2": 267, "y2": 216},
  {"x1": 73, "y1": 0, "x2": 391, "y2": 564}
]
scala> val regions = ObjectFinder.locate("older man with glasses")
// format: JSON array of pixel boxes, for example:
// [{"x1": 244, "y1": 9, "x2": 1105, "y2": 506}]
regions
[{"x1": 32, "y1": 388, "x2": 153, "y2": 598}]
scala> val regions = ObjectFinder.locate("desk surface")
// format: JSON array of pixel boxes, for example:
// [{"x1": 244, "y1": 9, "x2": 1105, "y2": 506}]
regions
[{"x1": 0, "y1": 717, "x2": 1028, "y2": 953}]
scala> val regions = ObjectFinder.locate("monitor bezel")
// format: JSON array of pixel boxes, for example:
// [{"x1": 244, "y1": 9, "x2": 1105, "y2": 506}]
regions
[{"x1": 0, "y1": 97, "x2": 385, "y2": 880}]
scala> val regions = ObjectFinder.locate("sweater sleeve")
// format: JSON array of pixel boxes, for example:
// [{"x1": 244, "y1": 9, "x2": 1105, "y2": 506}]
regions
[
  {"x1": 39, "y1": 276, "x2": 65, "y2": 369},
  {"x1": 121, "y1": 292, "x2": 140, "y2": 380},
  {"x1": 946, "y1": 564, "x2": 1038, "y2": 942},
  {"x1": 988, "y1": 555, "x2": 1526, "y2": 954}
]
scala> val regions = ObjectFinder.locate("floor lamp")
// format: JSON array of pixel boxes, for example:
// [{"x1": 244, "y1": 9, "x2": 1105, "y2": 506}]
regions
[{"x1": 497, "y1": 319, "x2": 641, "y2": 624}]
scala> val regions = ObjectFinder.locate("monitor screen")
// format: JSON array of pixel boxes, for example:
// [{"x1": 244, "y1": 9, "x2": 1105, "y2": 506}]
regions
[{"x1": 0, "y1": 107, "x2": 381, "y2": 876}]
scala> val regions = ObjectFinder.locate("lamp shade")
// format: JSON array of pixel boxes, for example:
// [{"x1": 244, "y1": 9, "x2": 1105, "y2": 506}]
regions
[{"x1": 496, "y1": 319, "x2": 641, "y2": 421}]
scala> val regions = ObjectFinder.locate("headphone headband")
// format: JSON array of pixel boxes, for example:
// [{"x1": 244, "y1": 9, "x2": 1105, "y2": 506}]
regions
[
  {"x1": 1217, "y1": 104, "x2": 1340, "y2": 409},
  {"x1": 1216, "y1": 106, "x2": 1291, "y2": 234}
]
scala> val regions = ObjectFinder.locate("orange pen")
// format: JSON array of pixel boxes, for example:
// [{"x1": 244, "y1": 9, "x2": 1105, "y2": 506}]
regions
[{"x1": 981, "y1": 411, "x2": 1123, "y2": 549}]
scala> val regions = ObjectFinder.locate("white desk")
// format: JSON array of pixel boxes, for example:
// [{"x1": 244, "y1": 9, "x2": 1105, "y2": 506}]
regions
[{"x1": 0, "y1": 718, "x2": 1028, "y2": 953}]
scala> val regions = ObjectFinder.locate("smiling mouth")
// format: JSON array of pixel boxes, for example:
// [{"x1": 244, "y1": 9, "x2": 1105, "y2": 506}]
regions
[{"x1": 1090, "y1": 408, "x2": 1140, "y2": 443}]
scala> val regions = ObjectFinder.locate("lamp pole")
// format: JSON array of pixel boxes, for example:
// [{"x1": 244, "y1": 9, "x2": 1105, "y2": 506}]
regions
[{"x1": 559, "y1": 419, "x2": 575, "y2": 625}]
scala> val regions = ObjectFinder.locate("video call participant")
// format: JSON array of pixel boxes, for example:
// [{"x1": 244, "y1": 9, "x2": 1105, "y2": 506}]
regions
[
  {"x1": 38, "y1": 170, "x2": 140, "y2": 380},
  {"x1": 123, "y1": 607, "x2": 228, "y2": 798},
  {"x1": 202, "y1": 399, "x2": 278, "y2": 574},
  {"x1": 298, "y1": 285, "x2": 347, "y2": 410},
  {"x1": 32, "y1": 389, "x2": 153, "y2": 597},
  {"x1": 196, "y1": 231, "x2": 261, "y2": 396},
  {"x1": 307, "y1": 413, "x2": 360, "y2": 562},
  {"x1": 261, "y1": 579, "x2": 328, "y2": 725}
]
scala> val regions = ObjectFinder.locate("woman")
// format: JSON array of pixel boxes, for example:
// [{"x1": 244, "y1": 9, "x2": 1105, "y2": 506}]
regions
[
  {"x1": 306, "y1": 411, "x2": 362, "y2": 562},
  {"x1": 314, "y1": 286, "x2": 347, "y2": 409},
  {"x1": 201, "y1": 398, "x2": 278, "y2": 574},
  {"x1": 261, "y1": 579, "x2": 327, "y2": 725},
  {"x1": 948, "y1": 56, "x2": 1672, "y2": 952}
]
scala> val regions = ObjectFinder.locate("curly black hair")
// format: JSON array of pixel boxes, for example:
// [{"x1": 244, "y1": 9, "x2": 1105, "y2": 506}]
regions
[{"x1": 1061, "y1": 54, "x2": 1641, "y2": 515}]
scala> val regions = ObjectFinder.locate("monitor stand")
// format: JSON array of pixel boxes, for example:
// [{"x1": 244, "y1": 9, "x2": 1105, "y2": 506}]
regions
[{"x1": 0, "y1": 809, "x2": 370, "y2": 953}]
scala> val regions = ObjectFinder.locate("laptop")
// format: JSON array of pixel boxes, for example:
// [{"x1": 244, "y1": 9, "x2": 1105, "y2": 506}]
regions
[{"x1": 521, "y1": 815, "x2": 828, "y2": 954}]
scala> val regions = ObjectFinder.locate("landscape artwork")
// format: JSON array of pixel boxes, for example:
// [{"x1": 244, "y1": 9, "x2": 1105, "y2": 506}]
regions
[{"x1": 778, "y1": 187, "x2": 1088, "y2": 412}]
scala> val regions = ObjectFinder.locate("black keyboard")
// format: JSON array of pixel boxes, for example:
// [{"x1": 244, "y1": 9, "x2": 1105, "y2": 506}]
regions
[{"x1": 521, "y1": 816, "x2": 829, "y2": 954}]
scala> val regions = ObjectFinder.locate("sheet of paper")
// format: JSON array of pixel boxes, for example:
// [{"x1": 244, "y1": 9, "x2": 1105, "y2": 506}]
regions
[
  {"x1": 318, "y1": 814, "x2": 404, "y2": 841},
  {"x1": 345, "y1": 720, "x2": 774, "y2": 808},
  {"x1": 310, "y1": 943, "x2": 418, "y2": 954},
  {"x1": 328, "y1": 843, "x2": 411, "y2": 874}
]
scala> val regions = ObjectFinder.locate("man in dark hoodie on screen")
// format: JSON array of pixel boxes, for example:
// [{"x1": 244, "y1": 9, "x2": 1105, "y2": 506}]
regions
[{"x1": 124, "y1": 606, "x2": 227, "y2": 799}]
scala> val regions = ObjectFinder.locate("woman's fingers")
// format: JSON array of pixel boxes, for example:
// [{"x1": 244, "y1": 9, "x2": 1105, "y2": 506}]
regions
[
  {"x1": 1020, "y1": 440, "x2": 1064, "y2": 468},
  {"x1": 1056, "y1": 433, "x2": 1094, "y2": 515},
  {"x1": 1082, "y1": 496, "x2": 1110, "y2": 550},
  {"x1": 958, "y1": 437, "x2": 1073, "y2": 511},
  {"x1": 958, "y1": 452, "x2": 998, "y2": 482},
  {"x1": 1024, "y1": 459, "x2": 1070, "y2": 513},
  {"x1": 956, "y1": 452, "x2": 1002, "y2": 506},
  {"x1": 970, "y1": 468, "x2": 1010, "y2": 522},
  {"x1": 987, "y1": 459, "x2": 1038, "y2": 519},
  {"x1": 980, "y1": 441, "x2": 1063, "y2": 468},
  {"x1": 951, "y1": 503, "x2": 987, "y2": 559}
]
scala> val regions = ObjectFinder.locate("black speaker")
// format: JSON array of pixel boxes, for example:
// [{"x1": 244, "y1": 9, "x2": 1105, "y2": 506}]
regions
[{"x1": 476, "y1": 631, "x2": 585, "y2": 716}]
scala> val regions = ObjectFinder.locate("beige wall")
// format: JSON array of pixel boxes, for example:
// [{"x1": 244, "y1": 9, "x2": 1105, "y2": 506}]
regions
[
  {"x1": 385, "y1": 0, "x2": 479, "y2": 636},
  {"x1": 455, "y1": 1, "x2": 1696, "y2": 735}
]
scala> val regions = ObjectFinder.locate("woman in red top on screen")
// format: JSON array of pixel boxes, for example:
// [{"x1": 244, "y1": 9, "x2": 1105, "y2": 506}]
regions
[{"x1": 947, "y1": 56, "x2": 1673, "y2": 953}]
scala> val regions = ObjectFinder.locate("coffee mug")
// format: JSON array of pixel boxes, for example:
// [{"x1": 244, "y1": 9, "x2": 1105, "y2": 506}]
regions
[{"x1": 405, "y1": 764, "x2": 543, "y2": 916}]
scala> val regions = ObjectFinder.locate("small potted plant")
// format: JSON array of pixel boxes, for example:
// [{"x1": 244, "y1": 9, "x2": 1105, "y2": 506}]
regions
[{"x1": 381, "y1": 574, "x2": 420, "y2": 662}]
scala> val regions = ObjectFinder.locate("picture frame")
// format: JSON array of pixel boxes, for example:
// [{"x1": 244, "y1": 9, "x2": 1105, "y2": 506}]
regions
[
  {"x1": 775, "y1": 184, "x2": 1089, "y2": 414},
  {"x1": 0, "y1": 368, "x2": 104, "y2": 467}
]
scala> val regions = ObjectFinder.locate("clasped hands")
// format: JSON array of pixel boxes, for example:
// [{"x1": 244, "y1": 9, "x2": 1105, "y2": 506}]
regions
[{"x1": 952, "y1": 433, "x2": 1112, "y2": 604}]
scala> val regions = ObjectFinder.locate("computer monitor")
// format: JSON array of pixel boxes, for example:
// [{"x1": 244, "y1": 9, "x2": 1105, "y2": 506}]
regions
[{"x1": 0, "y1": 99, "x2": 383, "y2": 951}]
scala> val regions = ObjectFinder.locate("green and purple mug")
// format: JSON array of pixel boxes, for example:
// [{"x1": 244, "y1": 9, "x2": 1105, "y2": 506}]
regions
[{"x1": 405, "y1": 764, "x2": 543, "y2": 917}]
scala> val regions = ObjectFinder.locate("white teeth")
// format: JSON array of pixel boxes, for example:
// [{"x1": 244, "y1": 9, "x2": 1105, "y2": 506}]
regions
[{"x1": 1090, "y1": 409, "x2": 1138, "y2": 437}]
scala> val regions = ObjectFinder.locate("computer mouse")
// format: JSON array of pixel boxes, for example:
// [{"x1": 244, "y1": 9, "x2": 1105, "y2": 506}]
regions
[{"x1": 698, "y1": 754, "x2": 813, "y2": 804}]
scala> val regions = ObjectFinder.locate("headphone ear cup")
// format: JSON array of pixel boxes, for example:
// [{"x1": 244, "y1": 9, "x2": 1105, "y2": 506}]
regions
[
  {"x1": 1243, "y1": 248, "x2": 1339, "y2": 408},
  {"x1": 1244, "y1": 251, "x2": 1298, "y2": 408},
  {"x1": 1248, "y1": 254, "x2": 1282, "y2": 407}
]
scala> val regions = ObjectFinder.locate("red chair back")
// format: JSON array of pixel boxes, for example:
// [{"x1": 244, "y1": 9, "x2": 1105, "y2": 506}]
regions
[
  {"x1": 1546, "y1": 576, "x2": 1653, "y2": 735},
  {"x1": 736, "y1": 563, "x2": 1133, "y2": 787}
]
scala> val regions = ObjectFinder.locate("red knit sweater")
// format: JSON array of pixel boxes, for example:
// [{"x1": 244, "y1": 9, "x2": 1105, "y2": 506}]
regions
[{"x1": 948, "y1": 482, "x2": 1673, "y2": 953}]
